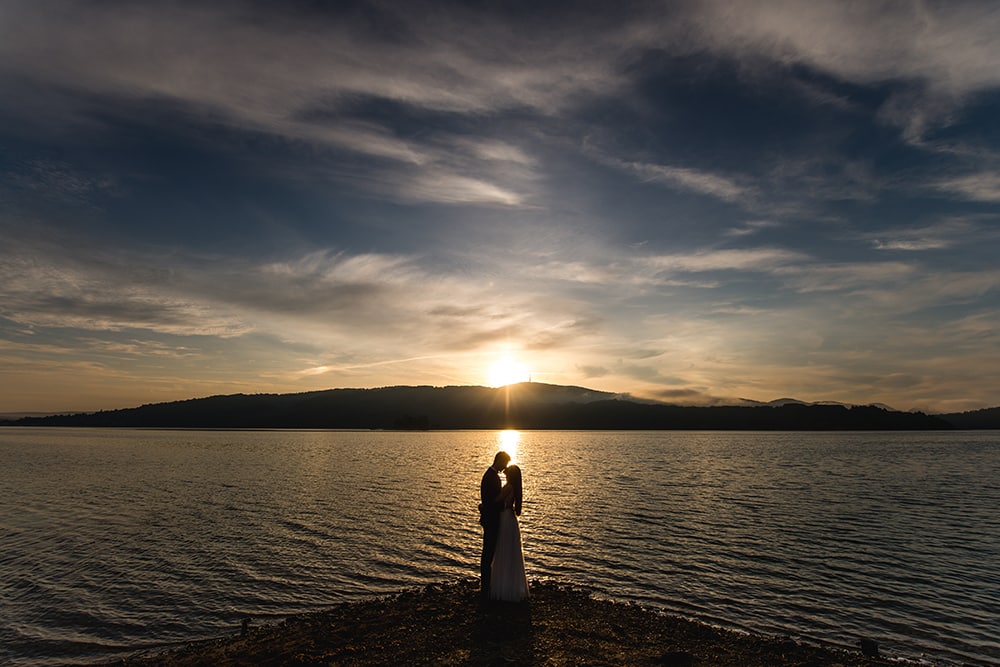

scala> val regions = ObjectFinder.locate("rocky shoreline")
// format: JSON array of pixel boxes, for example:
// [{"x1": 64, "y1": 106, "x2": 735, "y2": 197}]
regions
[{"x1": 98, "y1": 579, "x2": 919, "y2": 666}]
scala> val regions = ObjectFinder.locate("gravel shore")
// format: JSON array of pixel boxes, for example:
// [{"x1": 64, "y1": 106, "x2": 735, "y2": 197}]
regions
[{"x1": 100, "y1": 579, "x2": 916, "y2": 666}]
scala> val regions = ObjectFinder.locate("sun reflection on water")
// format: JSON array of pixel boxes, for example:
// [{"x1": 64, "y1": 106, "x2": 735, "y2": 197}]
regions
[{"x1": 496, "y1": 429, "x2": 521, "y2": 464}]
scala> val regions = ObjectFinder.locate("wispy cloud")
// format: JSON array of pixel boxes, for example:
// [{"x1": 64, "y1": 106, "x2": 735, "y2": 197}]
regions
[
  {"x1": 5, "y1": 1, "x2": 998, "y2": 141},
  {"x1": 865, "y1": 218, "x2": 983, "y2": 251},
  {"x1": 774, "y1": 261, "x2": 917, "y2": 294},
  {"x1": 526, "y1": 247, "x2": 806, "y2": 292},
  {"x1": 640, "y1": 248, "x2": 807, "y2": 274},
  {"x1": 0, "y1": 236, "x2": 601, "y2": 371},
  {"x1": 397, "y1": 172, "x2": 525, "y2": 206},
  {"x1": 626, "y1": 161, "x2": 752, "y2": 203},
  {"x1": 0, "y1": 3, "x2": 567, "y2": 209},
  {"x1": 934, "y1": 171, "x2": 1000, "y2": 202},
  {"x1": 0, "y1": 245, "x2": 252, "y2": 337},
  {"x1": 3, "y1": 0, "x2": 996, "y2": 210},
  {"x1": 0, "y1": 2, "x2": 621, "y2": 130},
  {"x1": 725, "y1": 220, "x2": 781, "y2": 237},
  {"x1": 684, "y1": 0, "x2": 1000, "y2": 141}
]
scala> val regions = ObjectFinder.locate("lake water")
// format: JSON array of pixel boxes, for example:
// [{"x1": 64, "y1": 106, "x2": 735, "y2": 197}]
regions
[{"x1": 1, "y1": 428, "x2": 998, "y2": 666}]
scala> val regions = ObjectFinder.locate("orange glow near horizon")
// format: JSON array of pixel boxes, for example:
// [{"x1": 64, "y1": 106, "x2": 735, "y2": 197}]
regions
[{"x1": 486, "y1": 353, "x2": 530, "y2": 387}]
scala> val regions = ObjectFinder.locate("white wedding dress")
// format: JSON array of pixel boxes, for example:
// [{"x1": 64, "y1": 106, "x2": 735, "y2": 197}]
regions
[{"x1": 490, "y1": 506, "x2": 529, "y2": 601}]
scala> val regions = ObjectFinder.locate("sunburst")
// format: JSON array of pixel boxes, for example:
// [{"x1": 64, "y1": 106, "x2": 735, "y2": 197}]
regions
[{"x1": 487, "y1": 354, "x2": 530, "y2": 387}]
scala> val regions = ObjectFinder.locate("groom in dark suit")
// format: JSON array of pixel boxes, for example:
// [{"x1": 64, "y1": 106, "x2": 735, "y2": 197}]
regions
[{"x1": 479, "y1": 450, "x2": 511, "y2": 597}]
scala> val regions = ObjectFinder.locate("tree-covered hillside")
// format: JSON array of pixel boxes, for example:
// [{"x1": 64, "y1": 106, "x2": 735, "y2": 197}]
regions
[{"x1": 1, "y1": 383, "x2": 957, "y2": 430}]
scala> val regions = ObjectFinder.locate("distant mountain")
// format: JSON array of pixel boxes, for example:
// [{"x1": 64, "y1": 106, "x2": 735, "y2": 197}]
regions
[
  {"x1": 742, "y1": 397, "x2": 900, "y2": 411},
  {"x1": 0, "y1": 412, "x2": 63, "y2": 420},
  {"x1": 765, "y1": 397, "x2": 809, "y2": 407},
  {"x1": 0, "y1": 382, "x2": 957, "y2": 430}
]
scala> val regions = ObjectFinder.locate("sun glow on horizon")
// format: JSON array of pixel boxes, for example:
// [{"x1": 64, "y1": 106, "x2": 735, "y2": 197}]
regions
[{"x1": 486, "y1": 353, "x2": 530, "y2": 387}]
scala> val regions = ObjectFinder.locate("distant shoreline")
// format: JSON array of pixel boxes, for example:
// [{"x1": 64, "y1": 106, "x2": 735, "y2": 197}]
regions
[
  {"x1": 5, "y1": 382, "x2": 991, "y2": 430},
  {"x1": 93, "y1": 579, "x2": 917, "y2": 666}
]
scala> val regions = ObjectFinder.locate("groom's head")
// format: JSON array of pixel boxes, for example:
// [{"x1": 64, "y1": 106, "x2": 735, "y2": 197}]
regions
[{"x1": 492, "y1": 451, "x2": 511, "y2": 470}]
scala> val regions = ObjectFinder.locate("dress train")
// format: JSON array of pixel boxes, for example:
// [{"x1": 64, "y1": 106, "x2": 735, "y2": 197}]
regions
[{"x1": 490, "y1": 508, "x2": 529, "y2": 601}]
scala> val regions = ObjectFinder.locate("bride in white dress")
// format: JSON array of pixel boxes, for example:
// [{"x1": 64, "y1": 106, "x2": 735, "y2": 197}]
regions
[{"x1": 490, "y1": 464, "x2": 529, "y2": 602}]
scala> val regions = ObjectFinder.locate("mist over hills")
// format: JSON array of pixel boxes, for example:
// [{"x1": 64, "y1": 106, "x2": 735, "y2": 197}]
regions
[{"x1": 3, "y1": 382, "x2": 985, "y2": 430}]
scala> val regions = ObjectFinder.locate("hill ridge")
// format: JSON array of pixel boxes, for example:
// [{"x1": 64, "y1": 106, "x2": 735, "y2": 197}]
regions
[{"x1": 1, "y1": 382, "x2": 971, "y2": 430}]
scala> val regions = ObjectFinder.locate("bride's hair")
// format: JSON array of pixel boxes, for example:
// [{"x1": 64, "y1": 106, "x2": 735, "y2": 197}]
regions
[{"x1": 505, "y1": 465, "x2": 523, "y2": 516}]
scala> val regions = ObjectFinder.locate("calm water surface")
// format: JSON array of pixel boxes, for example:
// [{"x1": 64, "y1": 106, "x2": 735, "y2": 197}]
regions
[{"x1": 1, "y1": 428, "x2": 998, "y2": 665}]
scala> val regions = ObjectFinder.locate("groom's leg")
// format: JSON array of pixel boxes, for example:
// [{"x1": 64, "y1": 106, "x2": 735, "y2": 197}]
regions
[{"x1": 481, "y1": 520, "x2": 499, "y2": 594}]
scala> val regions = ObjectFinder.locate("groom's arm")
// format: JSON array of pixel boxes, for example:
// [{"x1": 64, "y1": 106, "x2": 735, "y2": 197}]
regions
[
  {"x1": 480, "y1": 471, "x2": 501, "y2": 506},
  {"x1": 480, "y1": 471, "x2": 495, "y2": 504}
]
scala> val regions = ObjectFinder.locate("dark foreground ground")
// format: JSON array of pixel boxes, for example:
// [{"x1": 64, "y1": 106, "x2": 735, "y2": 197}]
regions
[{"x1": 99, "y1": 579, "x2": 918, "y2": 666}]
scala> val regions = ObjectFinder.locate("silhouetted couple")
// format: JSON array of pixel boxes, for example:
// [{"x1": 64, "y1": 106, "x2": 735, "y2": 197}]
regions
[{"x1": 479, "y1": 451, "x2": 529, "y2": 602}]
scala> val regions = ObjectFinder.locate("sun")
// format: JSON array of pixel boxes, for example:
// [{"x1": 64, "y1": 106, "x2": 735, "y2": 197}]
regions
[{"x1": 487, "y1": 354, "x2": 530, "y2": 387}]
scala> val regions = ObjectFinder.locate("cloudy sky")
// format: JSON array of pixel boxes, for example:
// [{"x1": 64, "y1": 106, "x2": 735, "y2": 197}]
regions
[{"x1": 2, "y1": 0, "x2": 1000, "y2": 415}]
